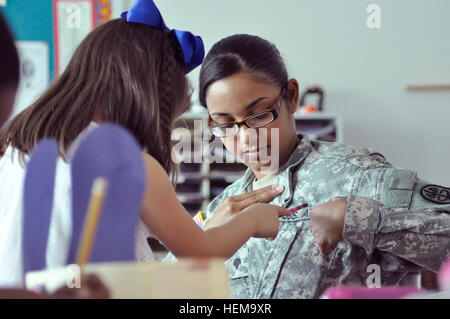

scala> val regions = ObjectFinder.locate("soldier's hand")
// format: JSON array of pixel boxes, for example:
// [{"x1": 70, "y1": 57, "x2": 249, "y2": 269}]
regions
[
  {"x1": 309, "y1": 196, "x2": 348, "y2": 255},
  {"x1": 204, "y1": 185, "x2": 284, "y2": 230},
  {"x1": 243, "y1": 203, "x2": 291, "y2": 240}
]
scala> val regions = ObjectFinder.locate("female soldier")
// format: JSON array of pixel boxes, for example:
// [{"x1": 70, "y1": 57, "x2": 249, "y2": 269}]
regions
[{"x1": 199, "y1": 34, "x2": 450, "y2": 298}]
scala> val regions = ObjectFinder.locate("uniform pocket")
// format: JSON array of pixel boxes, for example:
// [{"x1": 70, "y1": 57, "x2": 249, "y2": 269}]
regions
[
  {"x1": 229, "y1": 273, "x2": 251, "y2": 299},
  {"x1": 226, "y1": 253, "x2": 252, "y2": 299},
  {"x1": 380, "y1": 168, "x2": 417, "y2": 208}
]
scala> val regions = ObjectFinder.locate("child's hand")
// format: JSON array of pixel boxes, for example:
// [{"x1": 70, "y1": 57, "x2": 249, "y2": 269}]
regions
[
  {"x1": 51, "y1": 274, "x2": 110, "y2": 299},
  {"x1": 204, "y1": 185, "x2": 284, "y2": 230},
  {"x1": 244, "y1": 203, "x2": 291, "y2": 240},
  {"x1": 309, "y1": 197, "x2": 348, "y2": 255}
]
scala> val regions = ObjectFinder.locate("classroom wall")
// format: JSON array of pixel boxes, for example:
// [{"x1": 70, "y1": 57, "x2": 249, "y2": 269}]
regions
[
  {"x1": 1, "y1": 0, "x2": 55, "y2": 78},
  {"x1": 155, "y1": 0, "x2": 450, "y2": 185}
]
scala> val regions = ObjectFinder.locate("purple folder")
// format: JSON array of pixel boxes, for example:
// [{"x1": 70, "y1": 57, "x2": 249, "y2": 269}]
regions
[
  {"x1": 22, "y1": 139, "x2": 59, "y2": 276},
  {"x1": 68, "y1": 124, "x2": 147, "y2": 264},
  {"x1": 321, "y1": 286, "x2": 423, "y2": 299}
]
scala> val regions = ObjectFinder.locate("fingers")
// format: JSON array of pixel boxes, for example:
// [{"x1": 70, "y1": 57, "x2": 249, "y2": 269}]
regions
[
  {"x1": 231, "y1": 185, "x2": 284, "y2": 202},
  {"x1": 237, "y1": 185, "x2": 284, "y2": 210},
  {"x1": 223, "y1": 185, "x2": 285, "y2": 215},
  {"x1": 332, "y1": 196, "x2": 346, "y2": 202},
  {"x1": 317, "y1": 241, "x2": 330, "y2": 255},
  {"x1": 312, "y1": 236, "x2": 330, "y2": 255},
  {"x1": 310, "y1": 228, "x2": 336, "y2": 255},
  {"x1": 322, "y1": 242, "x2": 336, "y2": 255},
  {"x1": 272, "y1": 205, "x2": 292, "y2": 217},
  {"x1": 267, "y1": 232, "x2": 278, "y2": 241}
]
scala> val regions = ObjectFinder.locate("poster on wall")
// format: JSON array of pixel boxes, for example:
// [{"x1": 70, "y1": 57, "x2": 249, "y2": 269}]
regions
[
  {"x1": 11, "y1": 41, "x2": 50, "y2": 118},
  {"x1": 93, "y1": 0, "x2": 112, "y2": 26},
  {"x1": 53, "y1": 0, "x2": 112, "y2": 76}
]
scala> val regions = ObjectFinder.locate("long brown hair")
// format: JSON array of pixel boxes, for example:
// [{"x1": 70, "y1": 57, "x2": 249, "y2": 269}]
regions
[{"x1": 0, "y1": 18, "x2": 189, "y2": 178}]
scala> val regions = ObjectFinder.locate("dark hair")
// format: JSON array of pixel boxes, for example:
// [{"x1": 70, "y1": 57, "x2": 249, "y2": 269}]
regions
[
  {"x1": 0, "y1": 12, "x2": 20, "y2": 89},
  {"x1": 199, "y1": 34, "x2": 288, "y2": 107},
  {"x1": 0, "y1": 18, "x2": 189, "y2": 179}
]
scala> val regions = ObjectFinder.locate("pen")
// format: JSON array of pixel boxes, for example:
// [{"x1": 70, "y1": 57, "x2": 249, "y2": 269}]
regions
[{"x1": 288, "y1": 203, "x2": 308, "y2": 213}]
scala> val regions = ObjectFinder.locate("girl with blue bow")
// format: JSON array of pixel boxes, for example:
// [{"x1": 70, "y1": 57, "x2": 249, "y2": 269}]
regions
[{"x1": 0, "y1": 0, "x2": 290, "y2": 289}]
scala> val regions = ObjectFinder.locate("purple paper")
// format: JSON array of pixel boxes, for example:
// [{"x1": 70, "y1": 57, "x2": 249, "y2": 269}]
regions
[
  {"x1": 68, "y1": 124, "x2": 147, "y2": 264},
  {"x1": 22, "y1": 139, "x2": 58, "y2": 276}
]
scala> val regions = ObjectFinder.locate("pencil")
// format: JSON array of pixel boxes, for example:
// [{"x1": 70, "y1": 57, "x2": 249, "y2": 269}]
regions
[
  {"x1": 76, "y1": 177, "x2": 108, "y2": 269},
  {"x1": 288, "y1": 203, "x2": 308, "y2": 213}
]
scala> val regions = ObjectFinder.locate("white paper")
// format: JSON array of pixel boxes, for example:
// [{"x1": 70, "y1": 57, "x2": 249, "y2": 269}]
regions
[
  {"x1": 56, "y1": 1, "x2": 93, "y2": 74},
  {"x1": 11, "y1": 41, "x2": 50, "y2": 118}
]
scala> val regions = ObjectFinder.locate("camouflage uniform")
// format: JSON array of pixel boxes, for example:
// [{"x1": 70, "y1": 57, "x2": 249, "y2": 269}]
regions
[{"x1": 201, "y1": 134, "x2": 450, "y2": 298}]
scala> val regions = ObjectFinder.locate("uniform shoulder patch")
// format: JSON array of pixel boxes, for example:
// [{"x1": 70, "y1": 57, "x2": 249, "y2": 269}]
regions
[{"x1": 420, "y1": 184, "x2": 450, "y2": 204}]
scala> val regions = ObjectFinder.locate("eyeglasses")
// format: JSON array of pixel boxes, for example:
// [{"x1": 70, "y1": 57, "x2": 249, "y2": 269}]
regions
[{"x1": 208, "y1": 90, "x2": 284, "y2": 138}]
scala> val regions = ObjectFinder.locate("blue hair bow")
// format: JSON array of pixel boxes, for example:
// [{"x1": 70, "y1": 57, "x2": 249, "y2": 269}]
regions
[{"x1": 121, "y1": 0, "x2": 204, "y2": 73}]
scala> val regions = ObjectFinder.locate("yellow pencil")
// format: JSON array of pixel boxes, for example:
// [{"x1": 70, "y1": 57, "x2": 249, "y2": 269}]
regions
[{"x1": 76, "y1": 177, "x2": 108, "y2": 269}]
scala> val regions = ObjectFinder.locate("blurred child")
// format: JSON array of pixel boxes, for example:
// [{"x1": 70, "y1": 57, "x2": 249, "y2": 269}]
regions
[{"x1": 0, "y1": 11, "x2": 109, "y2": 299}]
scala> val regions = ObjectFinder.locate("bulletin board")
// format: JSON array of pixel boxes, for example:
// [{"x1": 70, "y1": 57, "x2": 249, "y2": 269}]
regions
[{"x1": 53, "y1": 0, "x2": 112, "y2": 76}]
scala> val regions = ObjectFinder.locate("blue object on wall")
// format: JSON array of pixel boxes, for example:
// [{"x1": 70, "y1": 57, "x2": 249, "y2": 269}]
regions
[{"x1": 1, "y1": 0, "x2": 55, "y2": 79}]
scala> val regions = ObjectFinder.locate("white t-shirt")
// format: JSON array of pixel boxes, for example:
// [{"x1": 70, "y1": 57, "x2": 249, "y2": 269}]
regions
[
  {"x1": 252, "y1": 173, "x2": 279, "y2": 191},
  {"x1": 0, "y1": 123, "x2": 154, "y2": 288}
]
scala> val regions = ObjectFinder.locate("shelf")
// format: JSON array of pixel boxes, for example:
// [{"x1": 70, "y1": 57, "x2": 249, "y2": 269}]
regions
[
  {"x1": 294, "y1": 112, "x2": 338, "y2": 120},
  {"x1": 177, "y1": 172, "x2": 206, "y2": 182},
  {"x1": 209, "y1": 171, "x2": 244, "y2": 183},
  {"x1": 178, "y1": 162, "x2": 202, "y2": 173},
  {"x1": 406, "y1": 84, "x2": 450, "y2": 91},
  {"x1": 176, "y1": 192, "x2": 205, "y2": 204}
]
